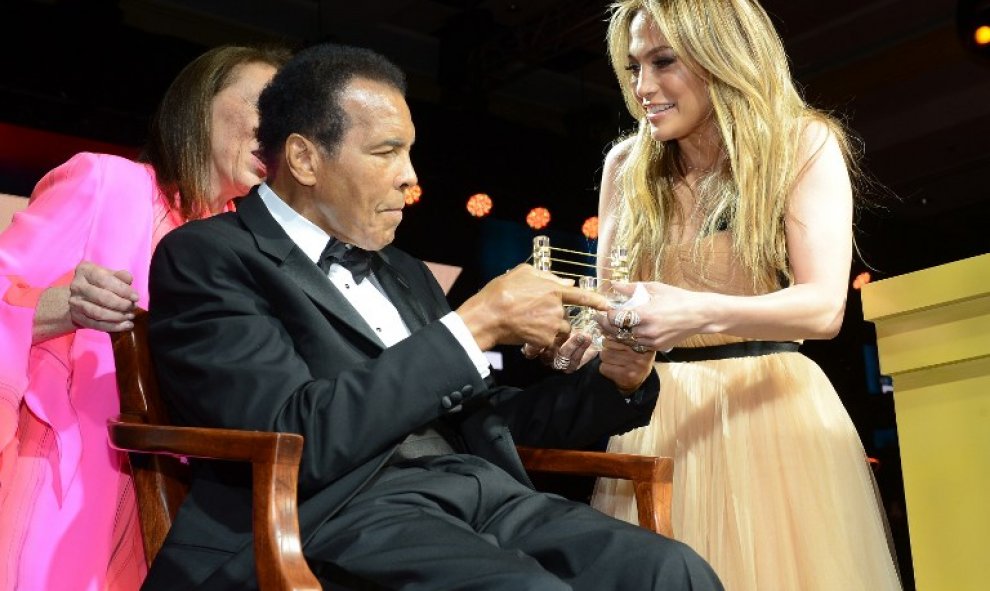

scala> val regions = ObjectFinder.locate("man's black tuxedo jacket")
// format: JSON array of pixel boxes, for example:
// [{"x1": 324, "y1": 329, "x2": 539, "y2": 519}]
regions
[{"x1": 144, "y1": 189, "x2": 659, "y2": 588}]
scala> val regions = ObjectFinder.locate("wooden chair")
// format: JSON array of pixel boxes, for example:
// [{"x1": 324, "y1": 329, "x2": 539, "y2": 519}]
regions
[{"x1": 108, "y1": 309, "x2": 673, "y2": 591}]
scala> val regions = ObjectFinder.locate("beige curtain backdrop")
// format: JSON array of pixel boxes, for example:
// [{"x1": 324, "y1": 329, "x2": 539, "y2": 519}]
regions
[{"x1": 0, "y1": 193, "x2": 27, "y2": 233}]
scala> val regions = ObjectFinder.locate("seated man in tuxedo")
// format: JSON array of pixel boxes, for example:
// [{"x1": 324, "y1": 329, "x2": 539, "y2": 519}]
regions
[{"x1": 145, "y1": 42, "x2": 723, "y2": 591}]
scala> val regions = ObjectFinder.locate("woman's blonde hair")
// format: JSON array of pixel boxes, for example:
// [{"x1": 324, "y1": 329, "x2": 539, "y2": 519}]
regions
[{"x1": 606, "y1": 0, "x2": 859, "y2": 290}]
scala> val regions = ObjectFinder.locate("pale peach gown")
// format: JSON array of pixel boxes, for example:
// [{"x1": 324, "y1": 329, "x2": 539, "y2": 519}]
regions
[{"x1": 591, "y1": 233, "x2": 902, "y2": 590}]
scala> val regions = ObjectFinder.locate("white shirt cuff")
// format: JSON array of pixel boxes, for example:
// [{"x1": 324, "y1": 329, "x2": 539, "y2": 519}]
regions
[{"x1": 440, "y1": 312, "x2": 492, "y2": 379}]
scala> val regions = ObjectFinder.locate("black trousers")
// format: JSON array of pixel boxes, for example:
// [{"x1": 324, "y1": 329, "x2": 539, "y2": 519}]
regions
[{"x1": 306, "y1": 454, "x2": 723, "y2": 591}]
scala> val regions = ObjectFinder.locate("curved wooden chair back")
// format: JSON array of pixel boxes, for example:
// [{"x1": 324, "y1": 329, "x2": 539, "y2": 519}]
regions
[
  {"x1": 110, "y1": 309, "x2": 188, "y2": 561},
  {"x1": 108, "y1": 309, "x2": 321, "y2": 590}
]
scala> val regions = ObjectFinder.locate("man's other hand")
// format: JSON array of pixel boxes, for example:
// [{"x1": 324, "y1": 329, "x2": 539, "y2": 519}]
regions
[{"x1": 457, "y1": 265, "x2": 607, "y2": 352}]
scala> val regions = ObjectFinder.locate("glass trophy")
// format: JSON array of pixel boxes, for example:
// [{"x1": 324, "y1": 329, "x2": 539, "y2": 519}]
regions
[{"x1": 529, "y1": 236, "x2": 630, "y2": 350}]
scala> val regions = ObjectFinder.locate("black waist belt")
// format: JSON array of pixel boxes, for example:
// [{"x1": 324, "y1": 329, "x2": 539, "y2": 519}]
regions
[{"x1": 657, "y1": 340, "x2": 800, "y2": 363}]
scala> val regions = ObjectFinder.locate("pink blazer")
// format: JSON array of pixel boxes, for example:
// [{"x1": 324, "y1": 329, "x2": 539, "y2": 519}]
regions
[{"x1": 0, "y1": 153, "x2": 170, "y2": 590}]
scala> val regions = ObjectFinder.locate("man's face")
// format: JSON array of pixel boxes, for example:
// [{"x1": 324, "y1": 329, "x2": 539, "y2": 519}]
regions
[{"x1": 311, "y1": 78, "x2": 417, "y2": 251}]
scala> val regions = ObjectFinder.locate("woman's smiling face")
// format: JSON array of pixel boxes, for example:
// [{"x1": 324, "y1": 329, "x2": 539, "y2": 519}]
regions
[{"x1": 626, "y1": 11, "x2": 713, "y2": 144}]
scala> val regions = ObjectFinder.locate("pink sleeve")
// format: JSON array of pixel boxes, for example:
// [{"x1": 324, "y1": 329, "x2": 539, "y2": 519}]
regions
[
  {"x1": 0, "y1": 154, "x2": 104, "y2": 282},
  {"x1": 0, "y1": 276, "x2": 31, "y2": 450},
  {"x1": 0, "y1": 154, "x2": 99, "y2": 448},
  {"x1": 0, "y1": 153, "x2": 157, "y2": 449}
]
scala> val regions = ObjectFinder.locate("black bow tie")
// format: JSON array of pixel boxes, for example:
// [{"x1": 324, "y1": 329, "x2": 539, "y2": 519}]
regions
[{"x1": 318, "y1": 238, "x2": 373, "y2": 284}]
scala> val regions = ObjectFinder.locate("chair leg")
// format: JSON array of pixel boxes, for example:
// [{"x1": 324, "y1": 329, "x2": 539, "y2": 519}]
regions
[
  {"x1": 632, "y1": 479, "x2": 672, "y2": 537},
  {"x1": 252, "y1": 457, "x2": 321, "y2": 590}
]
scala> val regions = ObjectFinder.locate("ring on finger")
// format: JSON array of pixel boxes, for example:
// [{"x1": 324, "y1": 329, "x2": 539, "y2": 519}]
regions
[
  {"x1": 612, "y1": 310, "x2": 630, "y2": 329},
  {"x1": 631, "y1": 344, "x2": 649, "y2": 354},
  {"x1": 624, "y1": 310, "x2": 641, "y2": 329},
  {"x1": 521, "y1": 343, "x2": 546, "y2": 359},
  {"x1": 552, "y1": 354, "x2": 571, "y2": 370}
]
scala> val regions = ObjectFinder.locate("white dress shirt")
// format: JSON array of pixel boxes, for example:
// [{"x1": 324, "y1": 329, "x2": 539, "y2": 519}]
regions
[{"x1": 257, "y1": 183, "x2": 490, "y2": 378}]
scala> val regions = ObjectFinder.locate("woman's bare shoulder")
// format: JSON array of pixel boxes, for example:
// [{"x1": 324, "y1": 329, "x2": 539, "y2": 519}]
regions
[{"x1": 604, "y1": 136, "x2": 636, "y2": 169}]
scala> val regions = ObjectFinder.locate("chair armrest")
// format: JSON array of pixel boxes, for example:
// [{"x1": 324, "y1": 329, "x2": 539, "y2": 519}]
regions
[
  {"x1": 517, "y1": 446, "x2": 673, "y2": 537},
  {"x1": 109, "y1": 422, "x2": 320, "y2": 591},
  {"x1": 109, "y1": 421, "x2": 301, "y2": 464}
]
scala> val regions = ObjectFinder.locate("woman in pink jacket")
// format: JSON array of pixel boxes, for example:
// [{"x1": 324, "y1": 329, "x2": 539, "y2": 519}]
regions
[{"x1": 0, "y1": 45, "x2": 288, "y2": 590}]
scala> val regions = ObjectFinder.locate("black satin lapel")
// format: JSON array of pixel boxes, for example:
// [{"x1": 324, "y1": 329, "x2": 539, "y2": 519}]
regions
[
  {"x1": 281, "y1": 247, "x2": 385, "y2": 349},
  {"x1": 237, "y1": 189, "x2": 296, "y2": 262},
  {"x1": 372, "y1": 256, "x2": 430, "y2": 332}
]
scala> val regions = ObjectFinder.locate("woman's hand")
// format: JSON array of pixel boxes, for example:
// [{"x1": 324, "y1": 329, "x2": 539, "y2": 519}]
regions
[
  {"x1": 597, "y1": 282, "x2": 707, "y2": 353},
  {"x1": 33, "y1": 261, "x2": 140, "y2": 343},
  {"x1": 67, "y1": 261, "x2": 140, "y2": 331}
]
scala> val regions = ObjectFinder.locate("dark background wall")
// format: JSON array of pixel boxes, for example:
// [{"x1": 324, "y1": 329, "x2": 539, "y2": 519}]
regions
[{"x1": 3, "y1": 2, "x2": 990, "y2": 588}]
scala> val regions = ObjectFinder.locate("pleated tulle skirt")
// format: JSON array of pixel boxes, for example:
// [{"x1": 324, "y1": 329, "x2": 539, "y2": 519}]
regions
[{"x1": 591, "y1": 336, "x2": 902, "y2": 590}]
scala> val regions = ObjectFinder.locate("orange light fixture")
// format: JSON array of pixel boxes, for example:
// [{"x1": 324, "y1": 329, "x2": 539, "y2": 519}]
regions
[
  {"x1": 404, "y1": 184, "x2": 422, "y2": 205},
  {"x1": 581, "y1": 216, "x2": 599, "y2": 240},
  {"x1": 852, "y1": 271, "x2": 872, "y2": 290},
  {"x1": 526, "y1": 207, "x2": 551, "y2": 230},
  {"x1": 467, "y1": 193, "x2": 493, "y2": 217},
  {"x1": 976, "y1": 25, "x2": 990, "y2": 45}
]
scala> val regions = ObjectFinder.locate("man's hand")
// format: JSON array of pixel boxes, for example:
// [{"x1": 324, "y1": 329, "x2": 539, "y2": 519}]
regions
[
  {"x1": 598, "y1": 338, "x2": 655, "y2": 395},
  {"x1": 521, "y1": 330, "x2": 597, "y2": 374},
  {"x1": 457, "y1": 265, "x2": 607, "y2": 351}
]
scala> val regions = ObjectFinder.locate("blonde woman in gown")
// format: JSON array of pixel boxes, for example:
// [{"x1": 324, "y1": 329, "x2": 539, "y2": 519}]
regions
[
  {"x1": 593, "y1": 234, "x2": 900, "y2": 590},
  {"x1": 574, "y1": 1, "x2": 903, "y2": 589}
]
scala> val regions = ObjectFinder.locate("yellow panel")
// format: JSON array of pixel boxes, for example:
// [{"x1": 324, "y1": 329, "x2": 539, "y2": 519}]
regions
[
  {"x1": 863, "y1": 253, "x2": 990, "y2": 591},
  {"x1": 892, "y1": 356, "x2": 990, "y2": 392},
  {"x1": 873, "y1": 304, "x2": 990, "y2": 375},
  {"x1": 894, "y1": 369, "x2": 990, "y2": 591},
  {"x1": 862, "y1": 253, "x2": 990, "y2": 321}
]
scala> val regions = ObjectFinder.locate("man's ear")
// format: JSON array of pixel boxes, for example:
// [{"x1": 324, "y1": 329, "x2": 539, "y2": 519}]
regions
[{"x1": 283, "y1": 133, "x2": 321, "y2": 187}]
